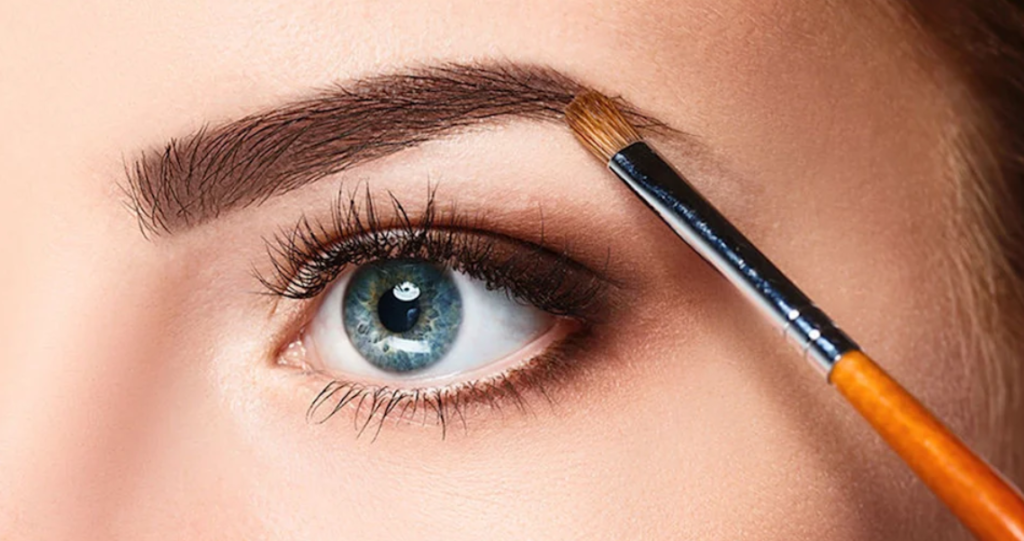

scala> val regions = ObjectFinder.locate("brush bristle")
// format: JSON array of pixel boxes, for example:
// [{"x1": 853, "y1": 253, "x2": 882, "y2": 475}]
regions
[{"x1": 564, "y1": 92, "x2": 642, "y2": 162}]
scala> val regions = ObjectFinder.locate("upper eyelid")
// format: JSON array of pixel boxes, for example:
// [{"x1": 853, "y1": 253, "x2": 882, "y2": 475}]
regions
[{"x1": 254, "y1": 191, "x2": 619, "y2": 319}]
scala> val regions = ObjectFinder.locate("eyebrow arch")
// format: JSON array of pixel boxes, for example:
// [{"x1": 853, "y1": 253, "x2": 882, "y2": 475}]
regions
[{"x1": 123, "y1": 62, "x2": 663, "y2": 236}]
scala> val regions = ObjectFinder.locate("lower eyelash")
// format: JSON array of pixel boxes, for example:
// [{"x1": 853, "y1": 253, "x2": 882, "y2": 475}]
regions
[{"x1": 304, "y1": 330, "x2": 592, "y2": 440}]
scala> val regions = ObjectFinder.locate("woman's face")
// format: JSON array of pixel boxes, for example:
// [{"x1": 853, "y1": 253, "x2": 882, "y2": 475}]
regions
[{"x1": 0, "y1": 1, "x2": 980, "y2": 539}]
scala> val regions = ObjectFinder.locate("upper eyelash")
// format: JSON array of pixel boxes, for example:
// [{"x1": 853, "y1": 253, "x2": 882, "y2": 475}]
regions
[{"x1": 256, "y1": 187, "x2": 612, "y2": 319}]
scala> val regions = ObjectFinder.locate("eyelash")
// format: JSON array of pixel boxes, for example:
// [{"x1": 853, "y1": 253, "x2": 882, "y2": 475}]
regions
[
  {"x1": 304, "y1": 333, "x2": 591, "y2": 440},
  {"x1": 256, "y1": 187, "x2": 613, "y2": 437}
]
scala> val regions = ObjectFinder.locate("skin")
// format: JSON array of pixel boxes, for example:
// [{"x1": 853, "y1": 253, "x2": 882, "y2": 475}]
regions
[{"x1": 0, "y1": 0, "x2": 993, "y2": 539}]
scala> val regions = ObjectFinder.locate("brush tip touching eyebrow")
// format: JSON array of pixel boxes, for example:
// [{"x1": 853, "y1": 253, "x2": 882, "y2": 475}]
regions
[
  {"x1": 122, "y1": 62, "x2": 664, "y2": 237},
  {"x1": 565, "y1": 91, "x2": 643, "y2": 163}
]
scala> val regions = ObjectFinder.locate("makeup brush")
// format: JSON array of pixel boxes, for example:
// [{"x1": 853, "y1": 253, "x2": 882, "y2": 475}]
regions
[{"x1": 564, "y1": 91, "x2": 1024, "y2": 541}]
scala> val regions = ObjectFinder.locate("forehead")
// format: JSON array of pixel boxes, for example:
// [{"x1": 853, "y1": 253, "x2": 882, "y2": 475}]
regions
[{"x1": 0, "y1": 0, "x2": 899, "y2": 139}]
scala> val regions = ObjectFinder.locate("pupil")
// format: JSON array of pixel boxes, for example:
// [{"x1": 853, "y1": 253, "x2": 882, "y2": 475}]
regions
[{"x1": 377, "y1": 284, "x2": 421, "y2": 333}]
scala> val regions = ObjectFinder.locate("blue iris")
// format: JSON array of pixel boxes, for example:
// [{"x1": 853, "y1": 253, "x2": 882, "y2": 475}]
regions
[{"x1": 342, "y1": 259, "x2": 463, "y2": 373}]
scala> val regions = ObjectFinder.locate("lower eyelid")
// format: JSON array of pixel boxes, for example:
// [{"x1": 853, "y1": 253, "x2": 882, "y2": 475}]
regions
[
  {"x1": 284, "y1": 317, "x2": 588, "y2": 431},
  {"x1": 291, "y1": 316, "x2": 579, "y2": 389}
]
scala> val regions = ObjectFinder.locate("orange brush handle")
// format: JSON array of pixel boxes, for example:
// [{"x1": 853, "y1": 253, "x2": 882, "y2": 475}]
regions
[{"x1": 830, "y1": 351, "x2": 1024, "y2": 540}]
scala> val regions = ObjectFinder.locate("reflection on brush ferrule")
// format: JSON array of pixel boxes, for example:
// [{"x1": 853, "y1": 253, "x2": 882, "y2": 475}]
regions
[{"x1": 608, "y1": 142, "x2": 858, "y2": 375}]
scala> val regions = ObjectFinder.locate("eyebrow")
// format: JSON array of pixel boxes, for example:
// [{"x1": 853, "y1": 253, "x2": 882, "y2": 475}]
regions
[{"x1": 124, "y1": 63, "x2": 662, "y2": 236}]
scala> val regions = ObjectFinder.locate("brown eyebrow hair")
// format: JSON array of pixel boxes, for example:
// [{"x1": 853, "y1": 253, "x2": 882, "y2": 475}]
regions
[{"x1": 124, "y1": 63, "x2": 659, "y2": 236}]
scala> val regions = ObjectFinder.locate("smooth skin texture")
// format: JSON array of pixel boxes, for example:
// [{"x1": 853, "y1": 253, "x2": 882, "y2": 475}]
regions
[{"x1": 0, "y1": 0, "x2": 993, "y2": 539}]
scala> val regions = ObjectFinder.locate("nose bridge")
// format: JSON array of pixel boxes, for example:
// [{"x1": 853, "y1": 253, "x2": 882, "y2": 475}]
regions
[{"x1": 0, "y1": 223, "x2": 171, "y2": 538}]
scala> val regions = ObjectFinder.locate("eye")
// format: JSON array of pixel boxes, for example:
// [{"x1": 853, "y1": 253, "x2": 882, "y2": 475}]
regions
[
  {"x1": 304, "y1": 258, "x2": 556, "y2": 384},
  {"x1": 259, "y1": 192, "x2": 615, "y2": 432}
]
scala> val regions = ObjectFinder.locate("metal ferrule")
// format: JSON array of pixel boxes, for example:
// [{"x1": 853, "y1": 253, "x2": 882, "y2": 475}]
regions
[{"x1": 609, "y1": 142, "x2": 858, "y2": 375}]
